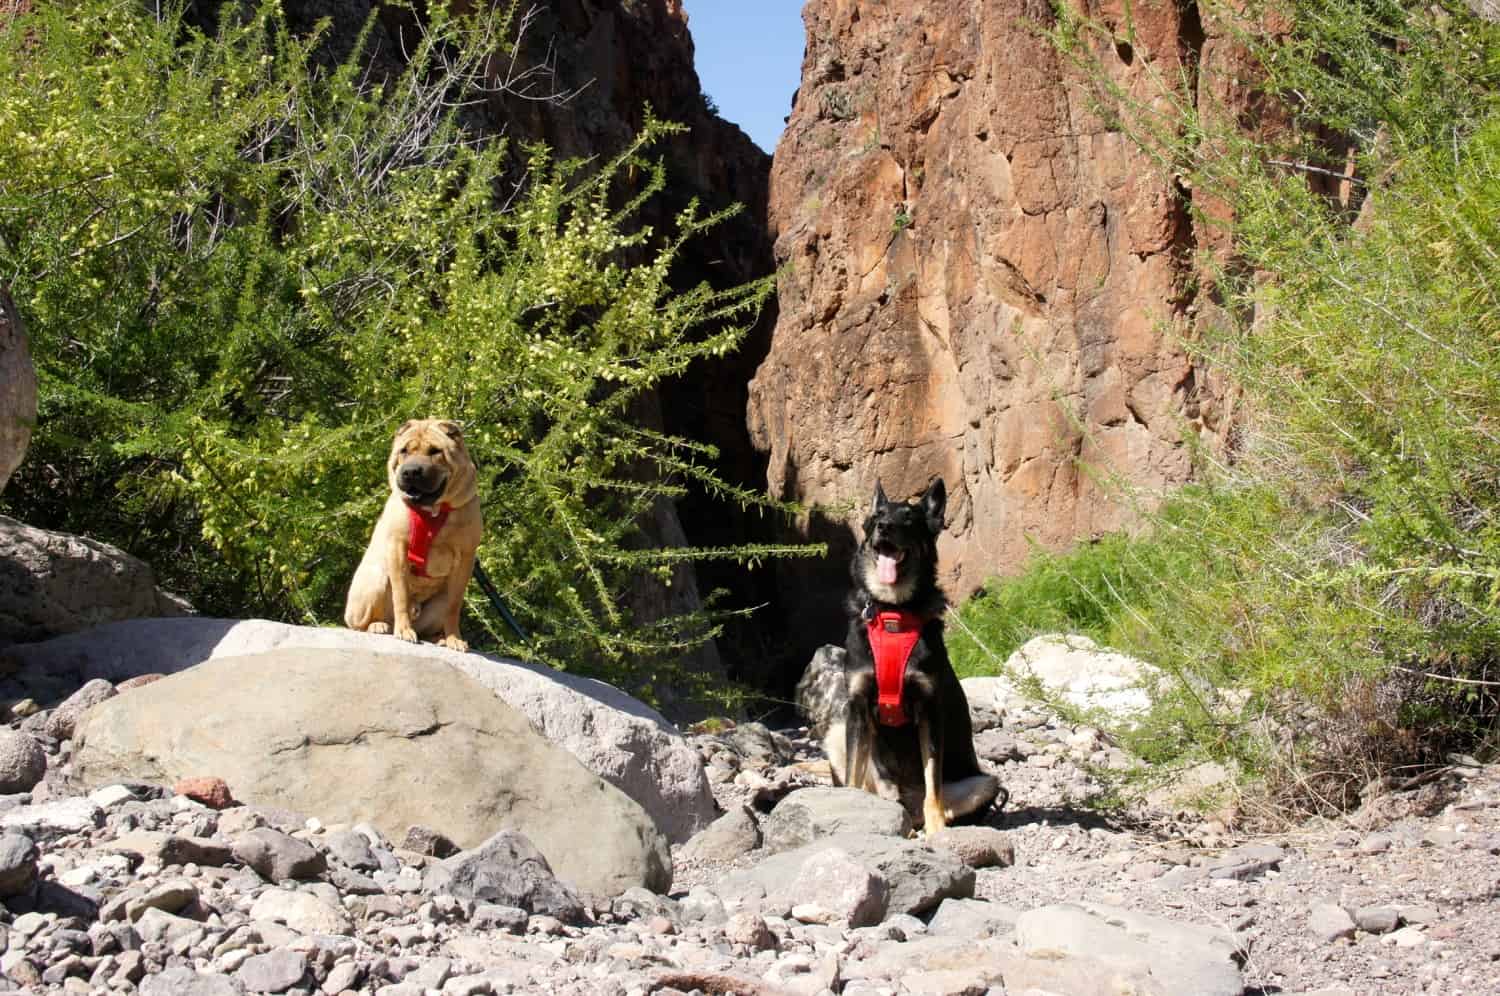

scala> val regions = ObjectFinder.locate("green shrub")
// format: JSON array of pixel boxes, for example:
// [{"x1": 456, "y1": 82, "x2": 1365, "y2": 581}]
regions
[
  {"x1": 964, "y1": 0, "x2": 1500, "y2": 812},
  {"x1": 0, "y1": 0, "x2": 815, "y2": 693},
  {"x1": 948, "y1": 525, "x2": 1189, "y2": 681}
]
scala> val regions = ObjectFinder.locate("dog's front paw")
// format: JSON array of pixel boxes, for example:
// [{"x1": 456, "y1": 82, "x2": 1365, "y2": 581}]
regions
[
  {"x1": 436, "y1": 634, "x2": 468, "y2": 653},
  {"x1": 393, "y1": 623, "x2": 420, "y2": 643},
  {"x1": 923, "y1": 800, "x2": 948, "y2": 834},
  {"x1": 367, "y1": 621, "x2": 391, "y2": 635}
]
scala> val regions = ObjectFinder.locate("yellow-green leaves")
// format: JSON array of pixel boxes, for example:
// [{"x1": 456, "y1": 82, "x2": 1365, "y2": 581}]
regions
[{"x1": 1, "y1": 0, "x2": 801, "y2": 697}]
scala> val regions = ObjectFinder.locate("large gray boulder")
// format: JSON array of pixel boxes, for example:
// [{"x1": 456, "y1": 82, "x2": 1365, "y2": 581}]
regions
[
  {"x1": 70, "y1": 649, "x2": 672, "y2": 897},
  {"x1": 0, "y1": 290, "x2": 34, "y2": 495},
  {"x1": 0, "y1": 515, "x2": 191, "y2": 646},
  {"x1": 10, "y1": 617, "x2": 715, "y2": 842}
]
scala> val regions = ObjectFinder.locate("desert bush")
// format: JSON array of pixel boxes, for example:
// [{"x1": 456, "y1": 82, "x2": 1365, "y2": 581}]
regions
[
  {"x1": 954, "y1": 0, "x2": 1500, "y2": 812},
  {"x1": 0, "y1": 0, "x2": 812, "y2": 691}
]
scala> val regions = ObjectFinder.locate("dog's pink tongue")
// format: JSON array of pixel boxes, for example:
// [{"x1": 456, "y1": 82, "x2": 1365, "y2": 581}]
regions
[{"x1": 877, "y1": 554, "x2": 899, "y2": 585}]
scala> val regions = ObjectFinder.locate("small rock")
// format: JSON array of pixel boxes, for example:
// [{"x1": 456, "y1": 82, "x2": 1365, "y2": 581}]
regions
[
  {"x1": 678, "y1": 886, "x2": 728, "y2": 926},
  {"x1": 1354, "y1": 906, "x2": 1401, "y2": 934},
  {"x1": 678, "y1": 804, "x2": 762, "y2": 864},
  {"x1": 720, "y1": 722, "x2": 794, "y2": 764},
  {"x1": 0, "y1": 731, "x2": 46, "y2": 794},
  {"x1": 925, "y1": 826, "x2": 1015, "y2": 869},
  {"x1": 612, "y1": 886, "x2": 680, "y2": 923},
  {"x1": 139, "y1": 965, "x2": 245, "y2": 996},
  {"x1": 1309, "y1": 903, "x2": 1357, "y2": 943},
  {"x1": 762, "y1": 787, "x2": 911, "y2": 853},
  {"x1": 324, "y1": 829, "x2": 378, "y2": 870},
  {"x1": 232, "y1": 827, "x2": 326, "y2": 881},
  {"x1": 788, "y1": 846, "x2": 889, "y2": 927},
  {"x1": 472, "y1": 904, "x2": 528, "y2": 933},
  {"x1": 46, "y1": 678, "x2": 117, "y2": 740},
  {"x1": 134, "y1": 907, "x2": 203, "y2": 944},
  {"x1": 1208, "y1": 844, "x2": 1284, "y2": 881},
  {"x1": 723, "y1": 911, "x2": 777, "y2": 950},
  {"x1": 322, "y1": 961, "x2": 363, "y2": 993},
  {"x1": 88, "y1": 784, "x2": 140, "y2": 809},
  {"x1": 1398, "y1": 904, "x2": 1441, "y2": 924},
  {"x1": 0, "y1": 797, "x2": 102, "y2": 840},
  {"x1": 175, "y1": 777, "x2": 236, "y2": 810},
  {"x1": 0, "y1": 831, "x2": 38, "y2": 896},
  {"x1": 402, "y1": 824, "x2": 460, "y2": 858},
  {"x1": 421, "y1": 830, "x2": 584, "y2": 923},
  {"x1": 249, "y1": 888, "x2": 353, "y2": 936},
  {"x1": 236, "y1": 949, "x2": 308, "y2": 993},
  {"x1": 1386, "y1": 926, "x2": 1427, "y2": 948},
  {"x1": 126, "y1": 879, "x2": 198, "y2": 921},
  {"x1": 404, "y1": 958, "x2": 452, "y2": 989},
  {"x1": 972, "y1": 729, "x2": 1030, "y2": 764},
  {"x1": 0, "y1": 950, "x2": 41, "y2": 989}
]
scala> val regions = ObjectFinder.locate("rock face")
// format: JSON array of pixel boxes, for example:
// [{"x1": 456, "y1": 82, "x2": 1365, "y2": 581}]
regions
[
  {"x1": 0, "y1": 515, "x2": 191, "y2": 646},
  {"x1": 748, "y1": 0, "x2": 1233, "y2": 650},
  {"x1": 0, "y1": 289, "x2": 34, "y2": 494},
  {"x1": 9, "y1": 617, "x2": 717, "y2": 843},
  {"x1": 70, "y1": 649, "x2": 673, "y2": 897}
]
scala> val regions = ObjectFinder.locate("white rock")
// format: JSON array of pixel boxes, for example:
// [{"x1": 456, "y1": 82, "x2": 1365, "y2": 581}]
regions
[
  {"x1": 249, "y1": 887, "x2": 353, "y2": 936},
  {"x1": 0, "y1": 797, "x2": 102, "y2": 837},
  {"x1": 964, "y1": 634, "x2": 1159, "y2": 720},
  {"x1": 88, "y1": 784, "x2": 139, "y2": 809}
]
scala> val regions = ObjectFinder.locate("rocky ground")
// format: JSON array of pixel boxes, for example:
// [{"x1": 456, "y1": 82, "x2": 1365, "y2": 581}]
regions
[{"x1": 0, "y1": 671, "x2": 1497, "y2": 996}]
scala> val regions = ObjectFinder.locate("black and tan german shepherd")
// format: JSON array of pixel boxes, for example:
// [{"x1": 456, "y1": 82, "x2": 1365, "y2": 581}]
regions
[{"x1": 803, "y1": 478, "x2": 1001, "y2": 832}]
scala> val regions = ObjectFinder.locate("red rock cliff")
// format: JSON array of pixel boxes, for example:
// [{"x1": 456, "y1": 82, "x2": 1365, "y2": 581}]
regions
[{"x1": 749, "y1": 0, "x2": 1233, "y2": 626}]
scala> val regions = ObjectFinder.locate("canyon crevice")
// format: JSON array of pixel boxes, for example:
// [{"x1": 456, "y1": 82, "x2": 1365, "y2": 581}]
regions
[{"x1": 747, "y1": 0, "x2": 1241, "y2": 660}]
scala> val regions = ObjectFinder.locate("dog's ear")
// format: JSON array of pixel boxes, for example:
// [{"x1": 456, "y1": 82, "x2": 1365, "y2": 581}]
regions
[
  {"x1": 922, "y1": 478, "x2": 947, "y2": 532},
  {"x1": 395, "y1": 419, "x2": 418, "y2": 439},
  {"x1": 436, "y1": 420, "x2": 465, "y2": 443},
  {"x1": 872, "y1": 480, "x2": 889, "y2": 512}
]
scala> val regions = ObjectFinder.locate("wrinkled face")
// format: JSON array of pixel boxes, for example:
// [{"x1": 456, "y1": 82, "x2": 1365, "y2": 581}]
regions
[{"x1": 387, "y1": 419, "x2": 467, "y2": 506}]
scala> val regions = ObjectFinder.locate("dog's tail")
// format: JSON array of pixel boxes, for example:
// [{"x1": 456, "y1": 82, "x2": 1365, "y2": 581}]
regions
[{"x1": 795, "y1": 644, "x2": 848, "y2": 738}]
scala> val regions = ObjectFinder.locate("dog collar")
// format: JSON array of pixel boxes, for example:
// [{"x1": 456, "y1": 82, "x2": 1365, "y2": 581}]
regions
[
  {"x1": 406, "y1": 502, "x2": 452, "y2": 577},
  {"x1": 867, "y1": 609, "x2": 925, "y2": 726}
]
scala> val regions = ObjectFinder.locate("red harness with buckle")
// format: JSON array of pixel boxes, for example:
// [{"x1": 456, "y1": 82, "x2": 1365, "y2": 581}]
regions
[
  {"x1": 406, "y1": 503, "x2": 452, "y2": 577},
  {"x1": 867, "y1": 609, "x2": 925, "y2": 727}
]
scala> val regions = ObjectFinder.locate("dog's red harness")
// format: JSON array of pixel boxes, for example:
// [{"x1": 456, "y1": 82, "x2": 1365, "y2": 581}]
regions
[
  {"x1": 406, "y1": 503, "x2": 452, "y2": 577},
  {"x1": 867, "y1": 609, "x2": 925, "y2": 726}
]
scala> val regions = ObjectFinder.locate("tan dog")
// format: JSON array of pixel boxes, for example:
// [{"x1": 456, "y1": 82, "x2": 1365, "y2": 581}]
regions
[{"x1": 344, "y1": 419, "x2": 482, "y2": 652}]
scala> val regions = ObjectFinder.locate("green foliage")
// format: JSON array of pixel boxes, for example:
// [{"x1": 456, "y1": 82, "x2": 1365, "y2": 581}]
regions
[
  {"x1": 0, "y1": 0, "x2": 816, "y2": 691},
  {"x1": 948, "y1": 527, "x2": 1188, "y2": 681},
  {"x1": 962, "y1": 0, "x2": 1500, "y2": 812}
]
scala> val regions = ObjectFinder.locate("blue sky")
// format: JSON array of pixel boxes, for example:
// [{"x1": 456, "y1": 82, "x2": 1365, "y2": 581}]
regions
[{"x1": 683, "y1": 1, "x2": 806, "y2": 154}]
